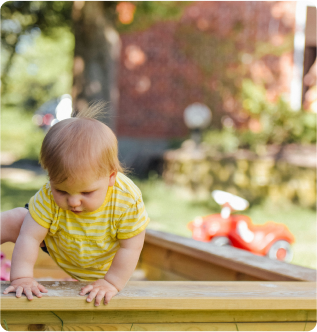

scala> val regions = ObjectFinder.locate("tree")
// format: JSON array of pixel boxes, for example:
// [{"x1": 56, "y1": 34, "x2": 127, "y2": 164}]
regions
[
  {"x1": 71, "y1": 1, "x2": 119, "y2": 129},
  {"x1": 1, "y1": 1, "x2": 127, "y2": 127},
  {"x1": 1, "y1": 1, "x2": 186, "y2": 126},
  {"x1": 1, "y1": 1, "x2": 72, "y2": 98}
]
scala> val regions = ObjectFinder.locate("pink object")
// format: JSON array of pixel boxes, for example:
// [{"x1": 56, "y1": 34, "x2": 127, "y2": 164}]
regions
[{"x1": 0, "y1": 252, "x2": 11, "y2": 281}]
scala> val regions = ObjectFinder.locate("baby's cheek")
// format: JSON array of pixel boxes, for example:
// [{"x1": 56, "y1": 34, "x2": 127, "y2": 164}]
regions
[
  {"x1": 87, "y1": 195, "x2": 106, "y2": 211},
  {"x1": 54, "y1": 196, "x2": 66, "y2": 209}
]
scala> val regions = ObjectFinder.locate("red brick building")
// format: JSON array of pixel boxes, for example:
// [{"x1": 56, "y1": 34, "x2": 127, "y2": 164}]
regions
[{"x1": 116, "y1": 2, "x2": 316, "y2": 174}]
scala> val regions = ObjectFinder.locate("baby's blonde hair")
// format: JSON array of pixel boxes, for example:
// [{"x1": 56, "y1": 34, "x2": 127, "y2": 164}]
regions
[{"x1": 40, "y1": 102, "x2": 123, "y2": 184}]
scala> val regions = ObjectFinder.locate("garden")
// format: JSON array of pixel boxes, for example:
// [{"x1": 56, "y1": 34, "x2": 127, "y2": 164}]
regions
[{"x1": 1, "y1": 1, "x2": 316, "y2": 272}]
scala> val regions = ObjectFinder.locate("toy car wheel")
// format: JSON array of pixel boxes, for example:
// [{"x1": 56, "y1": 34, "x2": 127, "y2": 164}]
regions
[
  {"x1": 210, "y1": 236, "x2": 231, "y2": 246},
  {"x1": 266, "y1": 240, "x2": 293, "y2": 262}
]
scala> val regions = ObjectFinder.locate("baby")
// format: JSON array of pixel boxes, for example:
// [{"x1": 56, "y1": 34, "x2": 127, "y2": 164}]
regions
[{"x1": 1, "y1": 103, "x2": 149, "y2": 306}]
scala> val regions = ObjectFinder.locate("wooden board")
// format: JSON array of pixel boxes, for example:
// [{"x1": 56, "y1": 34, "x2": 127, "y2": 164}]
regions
[
  {"x1": 2, "y1": 231, "x2": 316, "y2": 332},
  {"x1": 3, "y1": 322, "x2": 316, "y2": 331},
  {"x1": 142, "y1": 230, "x2": 316, "y2": 281},
  {"x1": 1, "y1": 242, "x2": 71, "y2": 280},
  {"x1": 1, "y1": 281, "x2": 316, "y2": 311},
  {"x1": 2, "y1": 309, "x2": 316, "y2": 324},
  {"x1": 140, "y1": 243, "x2": 262, "y2": 281},
  {"x1": 1, "y1": 281, "x2": 315, "y2": 331}
]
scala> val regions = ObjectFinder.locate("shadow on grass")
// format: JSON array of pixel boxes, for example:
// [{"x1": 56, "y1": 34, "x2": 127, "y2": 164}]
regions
[{"x1": 1, "y1": 179, "x2": 44, "y2": 211}]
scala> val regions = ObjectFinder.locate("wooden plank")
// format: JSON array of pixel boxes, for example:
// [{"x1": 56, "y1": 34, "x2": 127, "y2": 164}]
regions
[
  {"x1": 1, "y1": 242, "x2": 71, "y2": 280},
  {"x1": 33, "y1": 268, "x2": 71, "y2": 280},
  {"x1": 144, "y1": 230, "x2": 316, "y2": 281},
  {"x1": 140, "y1": 262, "x2": 189, "y2": 281},
  {"x1": 141, "y1": 243, "x2": 262, "y2": 281},
  {"x1": 1, "y1": 281, "x2": 316, "y2": 311},
  {"x1": 0, "y1": 324, "x2": 132, "y2": 331},
  {"x1": 0, "y1": 310, "x2": 317, "y2": 325},
  {"x1": 3, "y1": 322, "x2": 316, "y2": 331},
  {"x1": 237, "y1": 322, "x2": 316, "y2": 331},
  {"x1": 1, "y1": 242, "x2": 59, "y2": 268},
  {"x1": 2, "y1": 310, "x2": 316, "y2": 324}
]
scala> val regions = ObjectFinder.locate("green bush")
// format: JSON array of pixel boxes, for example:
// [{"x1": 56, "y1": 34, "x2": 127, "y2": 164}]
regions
[
  {"x1": 203, "y1": 80, "x2": 316, "y2": 153},
  {"x1": 203, "y1": 128, "x2": 240, "y2": 153}
]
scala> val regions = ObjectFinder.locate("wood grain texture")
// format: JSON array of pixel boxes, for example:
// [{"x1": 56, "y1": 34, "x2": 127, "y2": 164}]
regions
[
  {"x1": 140, "y1": 261, "x2": 190, "y2": 281},
  {"x1": 1, "y1": 242, "x2": 71, "y2": 280},
  {"x1": 2, "y1": 322, "x2": 316, "y2": 331},
  {"x1": 2, "y1": 310, "x2": 316, "y2": 324},
  {"x1": 0, "y1": 324, "x2": 132, "y2": 331},
  {"x1": 33, "y1": 268, "x2": 71, "y2": 280},
  {"x1": 1, "y1": 243, "x2": 58, "y2": 268},
  {"x1": 1, "y1": 281, "x2": 316, "y2": 311},
  {"x1": 143, "y1": 230, "x2": 316, "y2": 281},
  {"x1": 141, "y1": 243, "x2": 262, "y2": 281}
]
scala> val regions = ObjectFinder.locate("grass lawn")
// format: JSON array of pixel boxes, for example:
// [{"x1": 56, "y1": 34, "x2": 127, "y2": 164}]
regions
[
  {"x1": 1, "y1": 176, "x2": 49, "y2": 211},
  {"x1": 1, "y1": 106, "x2": 316, "y2": 269},
  {"x1": 1, "y1": 107, "x2": 45, "y2": 161},
  {"x1": 134, "y1": 176, "x2": 316, "y2": 270},
  {"x1": 1, "y1": 174, "x2": 316, "y2": 270}
]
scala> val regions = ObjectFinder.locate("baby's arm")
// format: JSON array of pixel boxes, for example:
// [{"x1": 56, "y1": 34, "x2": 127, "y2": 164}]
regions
[
  {"x1": 3, "y1": 212, "x2": 49, "y2": 300},
  {"x1": 105, "y1": 229, "x2": 145, "y2": 290},
  {"x1": 80, "y1": 230, "x2": 145, "y2": 306}
]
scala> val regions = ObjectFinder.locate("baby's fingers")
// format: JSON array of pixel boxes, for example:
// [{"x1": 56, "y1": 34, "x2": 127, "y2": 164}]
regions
[
  {"x1": 37, "y1": 283, "x2": 48, "y2": 293},
  {"x1": 15, "y1": 286, "x2": 24, "y2": 298},
  {"x1": 80, "y1": 284, "x2": 93, "y2": 296},
  {"x1": 31, "y1": 286, "x2": 43, "y2": 298},
  {"x1": 24, "y1": 287, "x2": 33, "y2": 300},
  {"x1": 3, "y1": 286, "x2": 16, "y2": 294},
  {"x1": 104, "y1": 290, "x2": 117, "y2": 305},
  {"x1": 94, "y1": 291, "x2": 106, "y2": 306},
  {"x1": 86, "y1": 289, "x2": 99, "y2": 303}
]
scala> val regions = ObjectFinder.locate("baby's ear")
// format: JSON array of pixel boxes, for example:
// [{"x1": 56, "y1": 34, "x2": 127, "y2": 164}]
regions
[{"x1": 109, "y1": 171, "x2": 117, "y2": 186}]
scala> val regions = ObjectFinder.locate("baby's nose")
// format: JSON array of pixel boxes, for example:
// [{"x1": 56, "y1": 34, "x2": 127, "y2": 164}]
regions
[{"x1": 68, "y1": 197, "x2": 81, "y2": 208}]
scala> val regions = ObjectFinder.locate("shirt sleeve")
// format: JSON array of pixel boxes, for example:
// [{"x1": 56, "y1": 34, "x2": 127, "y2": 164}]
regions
[
  {"x1": 28, "y1": 183, "x2": 55, "y2": 229},
  {"x1": 116, "y1": 196, "x2": 150, "y2": 240}
]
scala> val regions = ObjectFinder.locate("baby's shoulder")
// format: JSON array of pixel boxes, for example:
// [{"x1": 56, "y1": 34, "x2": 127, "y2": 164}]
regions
[
  {"x1": 35, "y1": 181, "x2": 52, "y2": 198},
  {"x1": 31, "y1": 181, "x2": 58, "y2": 217},
  {"x1": 113, "y1": 172, "x2": 142, "y2": 203}
]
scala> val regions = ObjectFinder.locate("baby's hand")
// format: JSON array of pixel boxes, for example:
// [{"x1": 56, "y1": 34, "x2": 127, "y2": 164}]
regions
[
  {"x1": 3, "y1": 277, "x2": 48, "y2": 300},
  {"x1": 79, "y1": 279, "x2": 118, "y2": 306}
]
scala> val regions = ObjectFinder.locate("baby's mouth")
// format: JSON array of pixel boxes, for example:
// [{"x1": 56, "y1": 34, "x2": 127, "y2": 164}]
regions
[{"x1": 71, "y1": 210, "x2": 82, "y2": 214}]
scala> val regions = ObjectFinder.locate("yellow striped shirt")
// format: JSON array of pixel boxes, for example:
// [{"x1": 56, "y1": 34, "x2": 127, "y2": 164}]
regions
[{"x1": 29, "y1": 172, "x2": 149, "y2": 281}]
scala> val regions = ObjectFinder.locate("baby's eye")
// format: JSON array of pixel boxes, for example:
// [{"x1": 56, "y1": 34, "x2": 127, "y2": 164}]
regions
[
  {"x1": 82, "y1": 191, "x2": 94, "y2": 195},
  {"x1": 56, "y1": 190, "x2": 67, "y2": 194}
]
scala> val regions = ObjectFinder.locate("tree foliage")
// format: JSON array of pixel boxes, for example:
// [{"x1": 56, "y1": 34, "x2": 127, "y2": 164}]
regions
[
  {"x1": 203, "y1": 79, "x2": 316, "y2": 153},
  {"x1": 1, "y1": 1, "x2": 188, "y2": 111},
  {"x1": 1, "y1": 1, "x2": 73, "y2": 99},
  {"x1": 116, "y1": 1, "x2": 189, "y2": 33}
]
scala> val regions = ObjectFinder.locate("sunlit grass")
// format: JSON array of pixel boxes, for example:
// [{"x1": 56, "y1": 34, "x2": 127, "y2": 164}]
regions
[
  {"x1": 134, "y1": 176, "x2": 316, "y2": 269},
  {"x1": 1, "y1": 107, "x2": 45, "y2": 160},
  {"x1": 244, "y1": 201, "x2": 316, "y2": 269},
  {"x1": 1, "y1": 174, "x2": 315, "y2": 270},
  {"x1": 1, "y1": 175, "x2": 48, "y2": 211}
]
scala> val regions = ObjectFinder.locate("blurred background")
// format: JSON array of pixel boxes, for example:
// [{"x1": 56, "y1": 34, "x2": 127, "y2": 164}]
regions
[{"x1": 1, "y1": 1, "x2": 316, "y2": 269}]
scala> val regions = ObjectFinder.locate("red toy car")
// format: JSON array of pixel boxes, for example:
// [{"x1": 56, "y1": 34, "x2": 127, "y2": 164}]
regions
[{"x1": 188, "y1": 190, "x2": 295, "y2": 262}]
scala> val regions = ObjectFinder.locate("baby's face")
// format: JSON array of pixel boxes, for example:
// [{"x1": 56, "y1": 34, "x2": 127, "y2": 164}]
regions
[{"x1": 50, "y1": 171, "x2": 117, "y2": 214}]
